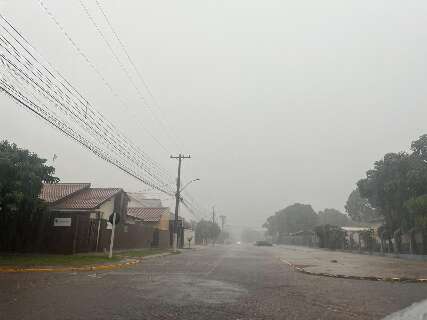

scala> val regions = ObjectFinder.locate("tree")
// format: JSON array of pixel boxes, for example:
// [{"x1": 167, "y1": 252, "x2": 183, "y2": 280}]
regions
[
  {"x1": 357, "y1": 152, "x2": 414, "y2": 243},
  {"x1": 345, "y1": 189, "x2": 379, "y2": 223},
  {"x1": 317, "y1": 208, "x2": 350, "y2": 227},
  {"x1": 195, "y1": 220, "x2": 221, "y2": 245},
  {"x1": 263, "y1": 203, "x2": 318, "y2": 243},
  {"x1": 356, "y1": 135, "x2": 427, "y2": 253},
  {"x1": 405, "y1": 195, "x2": 427, "y2": 254},
  {"x1": 314, "y1": 224, "x2": 346, "y2": 249},
  {"x1": 0, "y1": 141, "x2": 58, "y2": 251}
]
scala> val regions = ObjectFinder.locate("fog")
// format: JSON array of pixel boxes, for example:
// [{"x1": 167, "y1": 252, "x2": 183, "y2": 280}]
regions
[{"x1": 2, "y1": 0, "x2": 427, "y2": 228}]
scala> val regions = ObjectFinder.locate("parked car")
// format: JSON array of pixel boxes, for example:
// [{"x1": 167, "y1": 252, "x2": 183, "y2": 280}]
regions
[{"x1": 255, "y1": 240, "x2": 273, "y2": 246}]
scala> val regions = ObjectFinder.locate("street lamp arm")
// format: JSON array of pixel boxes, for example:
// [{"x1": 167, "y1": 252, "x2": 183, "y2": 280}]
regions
[{"x1": 180, "y1": 178, "x2": 200, "y2": 193}]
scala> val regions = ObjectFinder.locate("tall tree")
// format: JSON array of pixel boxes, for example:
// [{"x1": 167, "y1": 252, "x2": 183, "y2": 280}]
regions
[
  {"x1": 404, "y1": 195, "x2": 427, "y2": 253},
  {"x1": 345, "y1": 189, "x2": 379, "y2": 223},
  {"x1": 0, "y1": 141, "x2": 58, "y2": 251},
  {"x1": 357, "y1": 152, "x2": 413, "y2": 235},
  {"x1": 317, "y1": 208, "x2": 350, "y2": 227},
  {"x1": 357, "y1": 135, "x2": 427, "y2": 252},
  {"x1": 263, "y1": 203, "x2": 318, "y2": 243},
  {"x1": 195, "y1": 219, "x2": 221, "y2": 245}
]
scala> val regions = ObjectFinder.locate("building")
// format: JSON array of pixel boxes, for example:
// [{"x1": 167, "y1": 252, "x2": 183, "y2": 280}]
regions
[
  {"x1": 39, "y1": 183, "x2": 128, "y2": 254},
  {"x1": 127, "y1": 207, "x2": 172, "y2": 248},
  {"x1": 127, "y1": 192, "x2": 163, "y2": 208}
]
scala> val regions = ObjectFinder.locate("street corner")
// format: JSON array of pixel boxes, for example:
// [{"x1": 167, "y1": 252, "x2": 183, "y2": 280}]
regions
[
  {"x1": 288, "y1": 261, "x2": 427, "y2": 284},
  {"x1": 278, "y1": 251, "x2": 427, "y2": 284}
]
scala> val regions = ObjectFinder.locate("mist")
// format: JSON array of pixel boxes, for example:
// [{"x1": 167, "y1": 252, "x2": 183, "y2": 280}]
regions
[{"x1": 2, "y1": 0, "x2": 427, "y2": 228}]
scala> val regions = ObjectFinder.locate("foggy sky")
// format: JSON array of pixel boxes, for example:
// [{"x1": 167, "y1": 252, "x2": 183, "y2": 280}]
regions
[{"x1": 2, "y1": 0, "x2": 427, "y2": 228}]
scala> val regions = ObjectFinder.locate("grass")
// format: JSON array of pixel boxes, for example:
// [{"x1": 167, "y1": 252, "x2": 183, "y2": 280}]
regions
[
  {"x1": 117, "y1": 248, "x2": 170, "y2": 258},
  {"x1": 0, "y1": 254, "x2": 120, "y2": 267},
  {"x1": 0, "y1": 248, "x2": 174, "y2": 268}
]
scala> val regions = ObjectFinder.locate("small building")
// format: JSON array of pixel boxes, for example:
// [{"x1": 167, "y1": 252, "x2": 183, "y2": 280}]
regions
[
  {"x1": 127, "y1": 192, "x2": 163, "y2": 208},
  {"x1": 342, "y1": 226, "x2": 376, "y2": 250},
  {"x1": 127, "y1": 207, "x2": 172, "y2": 248},
  {"x1": 39, "y1": 183, "x2": 128, "y2": 254},
  {"x1": 288, "y1": 230, "x2": 316, "y2": 247}
]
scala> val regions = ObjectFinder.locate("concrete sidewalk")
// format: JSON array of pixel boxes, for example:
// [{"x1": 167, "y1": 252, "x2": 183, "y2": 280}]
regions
[{"x1": 275, "y1": 245, "x2": 427, "y2": 281}]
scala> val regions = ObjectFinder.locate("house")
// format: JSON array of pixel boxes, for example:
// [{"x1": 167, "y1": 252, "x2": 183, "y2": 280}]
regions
[
  {"x1": 127, "y1": 207, "x2": 172, "y2": 248},
  {"x1": 39, "y1": 183, "x2": 128, "y2": 254},
  {"x1": 125, "y1": 192, "x2": 194, "y2": 249},
  {"x1": 342, "y1": 226, "x2": 377, "y2": 251},
  {"x1": 114, "y1": 212, "x2": 155, "y2": 250},
  {"x1": 127, "y1": 192, "x2": 163, "y2": 208},
  {"x1": 288, "y1": 230, "x2": 316, "y2": 247}
]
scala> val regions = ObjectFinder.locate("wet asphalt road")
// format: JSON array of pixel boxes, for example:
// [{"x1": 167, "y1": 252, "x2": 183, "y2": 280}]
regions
[{"x1": 1, "y1": 245, "x2": 427, "y2": 320}]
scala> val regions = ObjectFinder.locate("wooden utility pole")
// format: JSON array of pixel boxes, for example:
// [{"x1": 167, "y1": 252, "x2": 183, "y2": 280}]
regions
[{"x1": 171, "y1": 154, "x2": 191, "y2": 252}]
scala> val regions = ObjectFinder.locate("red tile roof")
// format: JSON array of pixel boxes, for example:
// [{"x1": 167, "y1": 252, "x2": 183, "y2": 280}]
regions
[
  {"x1": 39, "y1": 183, "x2": 90, "y2": 203},
  {"x1": 52, "y1": 188, "x2": 122, "y2": 210},
  {"x1": 127, "y1": 207, "x2": 169, "y2": 222}
]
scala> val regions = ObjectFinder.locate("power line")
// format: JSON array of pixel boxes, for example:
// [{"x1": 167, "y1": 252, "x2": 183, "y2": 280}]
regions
[
  {"x1": 0, "y1": 73, "x2": 173, "y2": 195},
  {"x1": 93, "y1": 0, "x2": 183, "y2": 151},
  {"x1": 36, "y1": 0, "x2": 172, "y2": 155},
  {"x1": 0, "y1": 12, "x2": 207, "y2": 216},
  {"x1": 0, "y1": 47, "x2": 170, "y2": 188},
  {"x1": 0, "y1": 14, "x2": 176, "y2": 180},
  {"x1": 0, "y1": 16, "x2": 175, "y2": 194},
  {"x1": 0, "y1": 13, "x2": 173, "y2": 182}
]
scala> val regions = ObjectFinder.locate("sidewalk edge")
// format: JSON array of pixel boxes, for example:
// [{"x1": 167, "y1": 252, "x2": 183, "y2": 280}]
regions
[{"x1": 279, "y1": 258, "x2": 427, "y2": 283}]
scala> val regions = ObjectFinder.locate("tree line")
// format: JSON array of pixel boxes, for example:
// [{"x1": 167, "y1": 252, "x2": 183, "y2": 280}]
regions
[
  {"x1": 263, "y1": 203, "x2": 351, "y2": 243},
  {"x1": 263, "y1": 134, "x2": 427, "y2": 254},
  {"x1": 355, "y1": 134, "x2": 427, "y2": 254}
]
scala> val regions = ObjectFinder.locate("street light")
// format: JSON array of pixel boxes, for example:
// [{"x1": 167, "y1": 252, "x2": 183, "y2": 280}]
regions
[{"x1": 180, "y1": 178, "x2": 200, "y2": 193}]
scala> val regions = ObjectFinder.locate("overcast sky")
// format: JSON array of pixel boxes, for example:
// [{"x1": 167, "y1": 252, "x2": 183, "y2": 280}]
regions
[{"x1": 2, "y1": 0, "x2": 427, "y2": 228}]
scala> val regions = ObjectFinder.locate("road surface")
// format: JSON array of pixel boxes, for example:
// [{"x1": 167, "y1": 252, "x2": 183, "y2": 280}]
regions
[{"x1": 1, "y1": 245, "x2": 427, "y2": 319}]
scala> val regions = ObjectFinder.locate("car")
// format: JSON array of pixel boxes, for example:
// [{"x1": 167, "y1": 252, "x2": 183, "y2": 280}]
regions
[{"x1": 255, "y1": 240, "x2": 273, "y2": 246}]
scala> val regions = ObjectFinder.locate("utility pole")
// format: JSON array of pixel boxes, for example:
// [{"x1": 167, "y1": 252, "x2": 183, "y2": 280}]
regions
[
  {"x1": 171, "y1": 154, "x2": 191, "y2": 252},
  {"x1": 108, "y1": 211, "x2": 116, "y2": 259},
  {"x1": 219, "y1": 215, "x2": 226, "y2": 231},
  {"x1": 212, "y1": 206, "x2": 216, "y2": 224}
]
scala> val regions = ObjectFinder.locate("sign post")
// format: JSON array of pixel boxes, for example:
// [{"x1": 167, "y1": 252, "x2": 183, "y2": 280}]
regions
[{"x1": 108, "y1": 212, "x2": 117, "y2": 259}]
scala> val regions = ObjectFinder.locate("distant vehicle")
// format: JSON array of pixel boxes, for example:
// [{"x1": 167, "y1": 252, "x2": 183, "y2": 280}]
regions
[{"x1": 255, "y1": 240, "x2": 273, "y2": 246}]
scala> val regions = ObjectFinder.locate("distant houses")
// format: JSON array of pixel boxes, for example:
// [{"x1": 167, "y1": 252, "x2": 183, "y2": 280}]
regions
[{"x1": 32, "y1": 182, "x2": 193, "y2": 254}]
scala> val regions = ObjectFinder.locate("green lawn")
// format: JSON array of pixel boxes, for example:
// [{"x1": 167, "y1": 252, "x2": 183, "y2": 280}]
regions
[
  {"x1": 117, "y1": 248, "x2": 171, "y2": 258},
  {"x1": 0, "y1": 248, "x2": 174, "y2": 268},
  {"x1": 0, "y1": 254, "x2": 120, "y2": 267}
]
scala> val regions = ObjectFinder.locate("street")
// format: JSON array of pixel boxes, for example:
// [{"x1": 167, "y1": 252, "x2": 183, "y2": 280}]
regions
[{"x1": 1, "y1": 245, "x2": 427, "y2": 320}]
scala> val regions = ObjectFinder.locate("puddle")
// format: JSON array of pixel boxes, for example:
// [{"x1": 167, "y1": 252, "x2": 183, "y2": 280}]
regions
[{"x1": 129, "y1": 274, "x2": 247, "y2": 305}]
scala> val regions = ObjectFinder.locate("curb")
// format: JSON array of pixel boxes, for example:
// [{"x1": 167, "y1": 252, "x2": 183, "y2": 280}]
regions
[
  {"x1": 279, "y1": 258, "x2": 427, "y2": 283},
  {"x1": 0, "y1": 259, "x2": 141, "y2": 273},
  {"x1": 0, "y1": 251, "x2": 178, "y2": 273}
]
